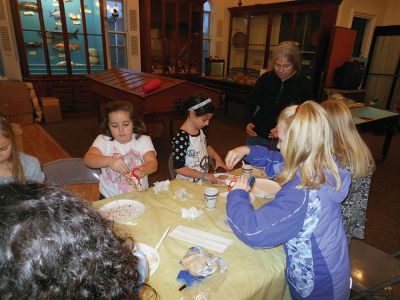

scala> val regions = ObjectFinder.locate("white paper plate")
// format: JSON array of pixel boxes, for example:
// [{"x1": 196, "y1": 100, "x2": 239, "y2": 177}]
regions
[
  {"x1": 213, "y1": 173, "x2": 235, "y2": 186},
  {"x1": 136, "y1": 243, "x2": 160, "y2": 277},
  {"x1": 220, "y1": 191, "x2": 256, "y2": 203},
  {"x1": 253, "y1": 178, "x2": 281, "y2": 199},
  {"x1": 99, "y1": 199, "x2": 145, "y2": 224}
]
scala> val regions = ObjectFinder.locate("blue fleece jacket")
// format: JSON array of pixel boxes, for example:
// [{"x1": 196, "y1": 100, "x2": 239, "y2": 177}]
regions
[{"x1": 227, "y1": 146, "x2": 351, "y2": 299}]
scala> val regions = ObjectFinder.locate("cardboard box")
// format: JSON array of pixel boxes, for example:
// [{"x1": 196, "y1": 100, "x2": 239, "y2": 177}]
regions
[
  {"x1": 0, "y1": 82, "x2": 34, "y2": 124},
  {"x1": 42, "y1": 97, "x2": 62, "y2": 123}
]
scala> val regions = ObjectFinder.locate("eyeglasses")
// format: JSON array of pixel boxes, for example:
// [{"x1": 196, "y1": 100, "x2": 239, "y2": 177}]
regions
[{"x1": 274, "y1": 63, "x2": 293, "y2": 71}]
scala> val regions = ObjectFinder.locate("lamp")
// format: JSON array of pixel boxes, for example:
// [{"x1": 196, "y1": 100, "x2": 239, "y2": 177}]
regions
[{"x1": 238, "y1": 0, "x2": 242, "y2": 7}]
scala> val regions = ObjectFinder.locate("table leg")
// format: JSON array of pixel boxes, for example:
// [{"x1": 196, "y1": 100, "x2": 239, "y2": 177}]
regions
[{"x1": 380, "y1": 124, "x2": 395, "y2": 162}]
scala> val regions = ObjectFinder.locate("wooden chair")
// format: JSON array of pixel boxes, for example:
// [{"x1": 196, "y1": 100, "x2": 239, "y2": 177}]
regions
[
  {"x1": 43, "y1": 158, "x2": 100, "y2": 202},
  {"x1": 350, "y1": 239, "x2": 400, "y2": 300}
]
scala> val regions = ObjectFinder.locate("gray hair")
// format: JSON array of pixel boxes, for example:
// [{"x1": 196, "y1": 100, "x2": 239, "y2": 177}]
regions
[{"x1": 271, "y1": 41, "x2": 301, "y2": 71}]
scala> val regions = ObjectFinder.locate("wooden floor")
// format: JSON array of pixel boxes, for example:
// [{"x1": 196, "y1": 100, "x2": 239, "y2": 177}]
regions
[{"x1": 21, "y1": 123, "x2": 99, "y2": 201}]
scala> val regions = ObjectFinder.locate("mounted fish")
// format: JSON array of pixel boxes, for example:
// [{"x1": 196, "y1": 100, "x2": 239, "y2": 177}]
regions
[
  {"x1": 25, "y1": 41, "x2": 43, "y2": 48},
  {"x1": 53, "y1": 42, "x2": 81, "y2": 51},
  {"x1": 44, "y1": 28, "x2": 79, "y2": 40},
  {"x1": 18, "y1": 2, "x2": 38, "y2": 12},
  {"x1": 56, "y1": 61, "x2": 85, "y2": 66},
  {"x1": 69, "y1": 13, "x2": 81, "y2": 21},
  {"x1": 49, "y1": 9, "x2": 61, "y2": 20}
]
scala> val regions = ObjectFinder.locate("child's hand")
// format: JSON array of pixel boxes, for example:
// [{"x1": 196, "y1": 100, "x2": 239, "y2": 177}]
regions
[
  {"x1": 214, "y1": 157, "x2": 229, "y2": 171},
  {"x1": 225, "y1": 146, "x2": 250, "y2": 170},
  {"x1": 231, "y1": 175, "x2": 250, "y2": 192},
  {"x1": 108, "y1": 156, "x2": 129, "y2": 175},
  {"x1": 268, "y1": 127, "x2": 278, "y2": 139},
  {"x1": 133, "y1": 166, "x2": 146, "y2": 179},
  {"x1": 204, "y1": 173, "x2": 218, "y2": 184}
]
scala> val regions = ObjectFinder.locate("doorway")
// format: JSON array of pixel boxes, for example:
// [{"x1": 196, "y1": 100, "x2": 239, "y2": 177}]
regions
[{"x1": 364, "y1": 26, "x2": 400, "y2": 112}]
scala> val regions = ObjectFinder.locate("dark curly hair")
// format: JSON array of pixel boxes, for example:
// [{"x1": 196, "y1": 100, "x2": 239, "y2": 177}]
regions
[
  {"x1": 174, "y1": 93, "x2": 215, "y2": 116},
  {"x1": 100, "y1": 100, "x2": 147, "y2": 140},
  {"x1": 0, "y1": 183, "x2": 143, "y2": 300}
]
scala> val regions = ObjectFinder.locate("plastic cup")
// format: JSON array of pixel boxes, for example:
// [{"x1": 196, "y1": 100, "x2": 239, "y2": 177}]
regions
[
  {"x1": 204, "y1": 187, "x2": 219, "y2": 209},
  {"x1": 242, "y1": 164, "x2": 253, "y2": 178}
]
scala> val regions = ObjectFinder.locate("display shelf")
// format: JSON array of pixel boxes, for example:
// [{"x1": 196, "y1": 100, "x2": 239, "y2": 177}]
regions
[{"x1": 227, "y1": 0, "x2": 341, "y2": 96}]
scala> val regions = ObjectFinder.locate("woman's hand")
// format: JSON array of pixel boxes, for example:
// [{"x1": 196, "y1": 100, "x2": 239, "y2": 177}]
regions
[
  {"x1": 231, "y1": 175, "x2": 250, "y2": 192},
  {"x1": 246, "y1": 123, "x2": 257, "y2": 137},
  {"x1": 225, "y1": 146, "x2": 250, "y2": 170},
  {"x1": 108, "y1": 156, "x2": 129, "y2": 175}
]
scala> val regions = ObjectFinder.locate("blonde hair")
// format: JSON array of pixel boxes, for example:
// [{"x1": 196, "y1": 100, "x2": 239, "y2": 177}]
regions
[
  {"x1": 271, "y1": 41, "x2": 301, "y2": 71},
  {"x1": 322, "y1": 99, "x2": 375, "y2": 179},
  {"x1": 276, "y1": 101, "x2": 341, "y2": 191},
  {"x1": 0, "y1": 114, "x2": 25, "y2": 183}
]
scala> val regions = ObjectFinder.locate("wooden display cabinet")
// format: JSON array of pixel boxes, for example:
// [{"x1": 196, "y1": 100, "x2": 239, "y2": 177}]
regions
[
  {"x1": 227, "y1": 0, "x2": 342, "y2": 96},
  {"x1": 9, "y1": 0, "x2": 107, "y2": 112},
  {"x1": 139, "y1": 0, "x2": 206, "y2": 77}
]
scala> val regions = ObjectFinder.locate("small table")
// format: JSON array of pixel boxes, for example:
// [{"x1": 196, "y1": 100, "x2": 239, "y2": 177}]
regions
[
  {"x1": 351, "y1": 107, "x2": 399, "y2": 162},
  {"x1": 92, "y1": 180, "x2": 290, "y2": 299}
]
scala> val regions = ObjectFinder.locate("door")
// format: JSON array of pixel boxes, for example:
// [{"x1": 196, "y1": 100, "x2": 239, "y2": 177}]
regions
[{"x1": 364, "y1": 26, "x2": 400, "y2": 111}]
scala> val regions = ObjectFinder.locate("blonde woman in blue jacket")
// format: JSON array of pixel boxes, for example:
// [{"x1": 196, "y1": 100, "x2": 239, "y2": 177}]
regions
[{"x1": 225, "y1": 101, "x2": 351, "y2": 299}]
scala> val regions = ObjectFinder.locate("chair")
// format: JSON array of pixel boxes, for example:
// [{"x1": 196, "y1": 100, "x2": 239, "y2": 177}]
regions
[
  {"x1": 350, "y1": 239, "x2": 400, "y2": 300},
  {"x1": 43, "y1": 158, "x2": 100, "y2": 201},
  {"x1": 168, "y1": 154, "x2": 216, "y2": 180}
]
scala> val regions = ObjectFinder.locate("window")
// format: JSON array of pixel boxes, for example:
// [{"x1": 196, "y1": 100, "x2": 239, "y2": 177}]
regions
[
  {"x1": 202, "y1": 1, "x2": 211, "y2": 75},
  {"x1": 107, "y1": 0, "x2": 127, "y2": 68},
  {"x1": 352, "y1": 17, "x2": 368, "y2": 57}
]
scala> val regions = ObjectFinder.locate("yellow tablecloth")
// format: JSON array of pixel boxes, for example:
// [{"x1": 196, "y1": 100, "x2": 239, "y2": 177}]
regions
[{"x1": 92, "y1": 179, "x2": 290, "y2": 300}]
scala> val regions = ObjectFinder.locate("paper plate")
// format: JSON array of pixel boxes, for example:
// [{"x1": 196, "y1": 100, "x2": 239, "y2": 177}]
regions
[
  {"x1": 136, "y1": 243, "x2": 160, "y2": 277},
  {"x1": 220, "y1": 191, "x2": 256, "y2": 203},
  {"x1": 99, "y1": 199, "x2": 145, "y2": 224},
  {"x1": 253, "y1": 178, "x2": 281, "y2": 199},
  {"x1": 213, "y1": 173, "x2": 235, "y2": 186}
]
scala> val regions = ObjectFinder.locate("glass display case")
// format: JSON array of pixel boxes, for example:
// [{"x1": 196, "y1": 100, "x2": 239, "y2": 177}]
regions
[
  {"x1": 227, "y1": 0, "x2": 341, "y2": 94},
  {"x1": 12, "y1": 0, "x2": 106, "y2": 77},
  {"x1": 139, "y1": 0, "x2": 206, "y2": 76}
]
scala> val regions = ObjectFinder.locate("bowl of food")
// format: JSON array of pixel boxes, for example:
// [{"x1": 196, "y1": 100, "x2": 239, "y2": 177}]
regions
[
  {"x1": 213, "y1": 173, "x2": 235, "y2": 186},
  {"x1": 99, "y1": 199, "x2": 145, "y2": 224}
]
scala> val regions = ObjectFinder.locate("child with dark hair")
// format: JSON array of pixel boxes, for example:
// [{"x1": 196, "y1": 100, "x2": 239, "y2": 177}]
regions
[
  {"x1": 172, "y1": 93, "x2": 228, "y2": 183},
  {"x1": 0, "y1": 113, "x2": 44, "y2": 184},
  {"x1": 84, "y1": 100, "x2": 157, "y2": 198},
  {"x1": 0, "y1": 182, "x2": 153, "y2": 300}
]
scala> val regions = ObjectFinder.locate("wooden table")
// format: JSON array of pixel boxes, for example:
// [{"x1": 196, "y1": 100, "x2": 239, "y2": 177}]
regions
[
  {"x1": 92, "y1": 180, "x2": 290, "y2": 299},
  {"x1": 21, "y1": 124, "x2": 100, "y2": 201},
  {"x1": 86, "y1": 68, "x2": 222, "y2": 137},
  {"x1": 21, "y1": 123, "x2": 70, "y2": 164},
  {"x1": 351, "y1": 107, "x2": 399, "y2": 162}
]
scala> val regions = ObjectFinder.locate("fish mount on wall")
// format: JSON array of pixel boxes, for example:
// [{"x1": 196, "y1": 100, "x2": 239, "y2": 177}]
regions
[
  {"x1": 53, "y1": 42, "x2": 81, "y2": 51},
  {"x1": 25, "y1": 41, "x2": 42, "y2": 48},
  {"x1": 18, "y1": 1, "x2": 38, "y2": 12},
  {"x1": 40, "y1": 28, "x2": 79, "y2": 41}
]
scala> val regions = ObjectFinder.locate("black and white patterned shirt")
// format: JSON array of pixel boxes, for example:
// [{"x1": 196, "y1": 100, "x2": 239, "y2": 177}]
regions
[{"x1": 171, "y1": 129, "x2": 208, "y2": 182}]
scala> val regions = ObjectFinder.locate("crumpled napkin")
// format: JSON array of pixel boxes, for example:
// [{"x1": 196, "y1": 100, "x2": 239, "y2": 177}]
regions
[
  {"x1": 181, "y1": 207, "x2": 203, "y2": 220},
  {"x1": 174, "y1": 188, "x2": 193, "y2": 201},
  {"x1": 153, "y1": 180, "x2": 170, "y2": 194}
]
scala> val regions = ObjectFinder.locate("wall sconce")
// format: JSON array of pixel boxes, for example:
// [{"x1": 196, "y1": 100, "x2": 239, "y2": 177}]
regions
[
  {"x1": 238, "y1": 0, "x2": 242, "y2": 7},
  {"x1": 105, "y1": 8, "x2": 119, "y2": 23}
]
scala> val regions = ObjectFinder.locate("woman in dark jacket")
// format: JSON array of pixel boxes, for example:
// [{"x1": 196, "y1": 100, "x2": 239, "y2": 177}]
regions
[{"x1": 246, "y1": 41, "x2": 313, "y2": 148}]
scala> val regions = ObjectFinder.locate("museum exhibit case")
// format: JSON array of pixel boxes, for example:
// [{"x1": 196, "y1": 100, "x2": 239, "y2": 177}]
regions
[{"x1": 10, "y1": 0, "x2": 107, "y2": 111}]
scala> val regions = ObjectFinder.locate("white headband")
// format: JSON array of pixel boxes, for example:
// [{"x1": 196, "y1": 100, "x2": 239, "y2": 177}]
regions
[{"x1": 188, "y1": 98, "x2": 212, "y2": 112}]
